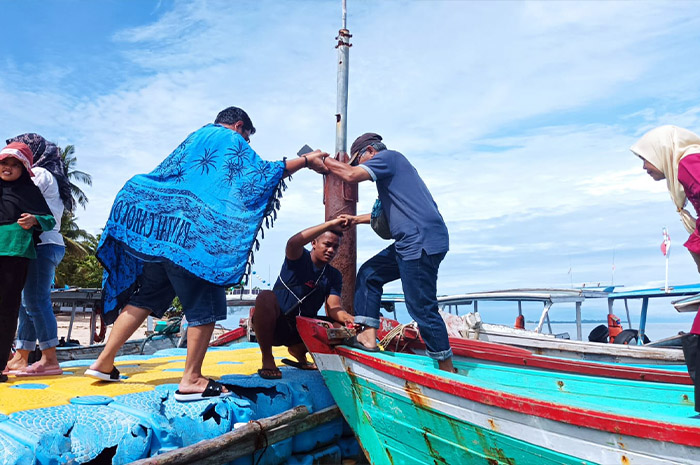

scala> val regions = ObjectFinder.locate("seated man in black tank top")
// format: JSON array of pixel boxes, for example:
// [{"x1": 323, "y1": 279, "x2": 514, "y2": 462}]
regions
[{"x1": 253, "y1": 217, "x2": 354, "y2": 379}]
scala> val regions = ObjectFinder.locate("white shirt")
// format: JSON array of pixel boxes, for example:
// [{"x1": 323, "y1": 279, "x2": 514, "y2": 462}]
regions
[{"x1": 31, "y1": 166, "x2": 65, "y2": 247}]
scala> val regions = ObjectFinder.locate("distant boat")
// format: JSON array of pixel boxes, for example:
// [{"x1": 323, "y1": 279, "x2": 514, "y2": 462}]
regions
[
  {"x1": 225, "y1": 288, "x2": 258, "y2": 307},
  {"x1": 381, "y1": 288, "x2": 689, "y2": 365},
  {"x1": 298, "y1": 316, "x2": 699, "y2": 465}
]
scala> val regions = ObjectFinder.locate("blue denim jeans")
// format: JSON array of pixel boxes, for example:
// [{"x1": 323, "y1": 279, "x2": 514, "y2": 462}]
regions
[
  {"x1": 16, "y1": 244, "x2": 65, "y2": 351},
  {"x1": 354, "y1": 245, "x2": 451, "y2": 361}
]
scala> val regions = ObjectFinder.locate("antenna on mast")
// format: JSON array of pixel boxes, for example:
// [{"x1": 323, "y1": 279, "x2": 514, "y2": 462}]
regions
[
  {"x1": 611, "y1": 247, "x2": 615, "y2": 285},
  {"x1": 342, "y1": 0, "x2": 347, "y2": 29}
]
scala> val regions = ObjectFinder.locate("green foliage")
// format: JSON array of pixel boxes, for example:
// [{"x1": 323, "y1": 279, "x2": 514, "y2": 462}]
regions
[
  {"x1": 164, "y1": 297, "x2": 184, "y2": 318},
  {"x1": 61, "y1": 145, "x2": 92, "y2": 210},
  {"x1": 56, "y1": 251, "x2": 103, "y2": 288},
  {"x1": 54, "y1": 144, "x2": 101, "y2": 288}
]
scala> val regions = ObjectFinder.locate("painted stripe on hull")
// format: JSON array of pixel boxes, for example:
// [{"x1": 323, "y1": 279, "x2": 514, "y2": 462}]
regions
[
  {"x1": 335, "y1": 349, "x2": 699, "y2": 446},
  {"x1": 313, "y1": 352, "x2": 698, "y2": 465}
]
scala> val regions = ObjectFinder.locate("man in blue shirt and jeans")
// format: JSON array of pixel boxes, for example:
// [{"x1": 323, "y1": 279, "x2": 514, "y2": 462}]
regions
[{"x1": 322, "y1": 133, "x2": 454, "y2": 372}]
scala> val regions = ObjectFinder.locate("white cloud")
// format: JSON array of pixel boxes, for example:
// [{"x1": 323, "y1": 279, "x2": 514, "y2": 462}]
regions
[{"x1": 4, "y1": 0, "x2": 700, "y2": 335}]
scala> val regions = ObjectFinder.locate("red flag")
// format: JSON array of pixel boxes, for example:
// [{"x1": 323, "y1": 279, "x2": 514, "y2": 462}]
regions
[{"x1": 661, "y1": 228, "x2": 671, "y2": 257}]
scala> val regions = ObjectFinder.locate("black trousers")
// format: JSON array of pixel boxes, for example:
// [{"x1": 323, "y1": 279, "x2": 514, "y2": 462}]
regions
[
  {"x1": 682, "y1": 333, "x2": 700, "y2": 413},
  {"x1": 0, "y1": 256, "x2": 29, "y2": 371}
]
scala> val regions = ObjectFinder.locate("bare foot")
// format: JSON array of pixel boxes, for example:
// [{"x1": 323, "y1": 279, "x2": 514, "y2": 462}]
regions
[
  {"x1": 438, "y1": 358, "x2": 455, "y2": 373},
  {"x1": 178, "y1": 376, "x2": 229, "y2": 394},
  {"x1": 25, "y1": 360, "x2": 61, "y2": 372},
  {"x1": 288, "y1": 344, "x2": 312, "y2": 365},
  {"x1": 88, "y1": 360, "x2": 116, "y2": 375},
  {"x1": 356, "y1": 327, "x2": 378, "y2": 349},
  {"x1": 6, "y1": 352, "x2": 29, "y2": 371},
  {"x1": 260, "y1": 352, "x2": 278, "y2": 372}
]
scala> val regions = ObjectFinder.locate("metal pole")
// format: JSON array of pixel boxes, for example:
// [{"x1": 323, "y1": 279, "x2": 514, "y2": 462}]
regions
[
  {"x1": 325, "y1": 0, "x2": 357, "y2": 313},
  {"x1": 638, "y1": 298, "x2": 648, "y2": 345},
  {"x1": 335, "y1": 0, "x2": 350, "y2": 160}
]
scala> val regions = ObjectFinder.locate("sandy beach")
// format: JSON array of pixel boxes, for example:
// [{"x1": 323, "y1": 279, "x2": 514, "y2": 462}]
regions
[
  {"x1": 54, "y1": 311, "x2": 229, "y2": 347},
  {"x1": 56, "y1": 311, "x2": 150, "y2": 346}
]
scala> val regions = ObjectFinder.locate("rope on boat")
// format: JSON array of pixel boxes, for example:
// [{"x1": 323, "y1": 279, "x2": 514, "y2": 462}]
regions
[
  {"x1": 250, "y1": 419, "x2": 269, "y2": 465},
  {"x1": 379, "y1": 321, "x2": 417, "y2": 351}
]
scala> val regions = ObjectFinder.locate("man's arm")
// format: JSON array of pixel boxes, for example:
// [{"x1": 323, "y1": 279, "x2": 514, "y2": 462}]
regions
[
  {"x1": 323, "y1": 156, "x2": 372, "y2": 184},
  {"x1": 348, "y1": 213, "x2": 371, "y2": 225},
  {"x1": 325, "y1": 294, "x2": 354, "y2": 325},
  {"x1": 285, "y1": 217, "x2": 349, "y2": 260},
  {"x1": 283, "y1": 150, "x2": 329, "y2": 177}
]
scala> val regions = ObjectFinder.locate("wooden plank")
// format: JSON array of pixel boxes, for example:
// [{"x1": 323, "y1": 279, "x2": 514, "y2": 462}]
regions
[{"x1": 130, "y1": 405, "x2": 342, "y2": 465}]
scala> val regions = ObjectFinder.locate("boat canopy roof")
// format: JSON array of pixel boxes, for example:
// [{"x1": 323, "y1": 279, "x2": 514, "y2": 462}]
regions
[
  {"x1": 435, "y1": 288, "x2": 610, "y2": 305},
  {"x1": 671, "y1": 293, "x2": 700, "y2": 313},
  {"x1": 607, "y1": 283, "x2": 700, "y2": 300}
]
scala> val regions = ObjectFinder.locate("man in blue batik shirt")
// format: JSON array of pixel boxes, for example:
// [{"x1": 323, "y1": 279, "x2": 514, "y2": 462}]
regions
[{"x1": 322, "y1": 132, "x2": 454, "y2": 372}]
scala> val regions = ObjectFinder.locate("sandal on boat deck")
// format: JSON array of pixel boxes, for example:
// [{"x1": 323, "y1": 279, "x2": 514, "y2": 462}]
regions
[
  {"x1": 281, "y1": 359, "x2": 317, "y2": 370},
  {"x1": 15, "y1": 364, "x2": 63, "y2": 377},
  {"x1": 257, "y1": 368, "x2": 282, "y2": 380},
  {"x1": 174, "y1": 379, "x2": 232, "y2": 402},
  {"x1": 85, "y1": 366, "x2": 121, "y2": 382},
  {"x1": 342, "y1": 336, "x2": 380, "y2": 352}
]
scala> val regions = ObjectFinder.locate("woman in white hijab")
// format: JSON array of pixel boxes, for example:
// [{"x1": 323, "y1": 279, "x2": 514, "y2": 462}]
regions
[{"x1": 631, "y1": 124, "x2": 700, "y2": 413}]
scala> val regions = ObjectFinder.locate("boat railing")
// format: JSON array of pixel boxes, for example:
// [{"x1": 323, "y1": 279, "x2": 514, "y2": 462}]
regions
[{"x1": 607, "y1": 283, "x2": 700, "y2": 345}]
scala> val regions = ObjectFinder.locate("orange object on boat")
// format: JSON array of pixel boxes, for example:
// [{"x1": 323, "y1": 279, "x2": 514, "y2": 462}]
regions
[
  {"x1": 608, "y1": 313, "x2": 623, "y2": 343},
  {"x1": 514, "y1": 314, "x2": 525, "y2": 329}
]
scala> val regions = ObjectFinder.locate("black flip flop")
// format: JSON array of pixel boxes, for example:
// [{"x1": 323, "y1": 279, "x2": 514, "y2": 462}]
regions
[
  {"x1": 85, "y1": 366, "x2": 121, "y2": 382},
  {"x1": 281, "y1": 358, "x2": 317, "y2": 370},
  {"x1": 342, "y1": 336, "x2": 380, "y2": 352},
  {"x1": 257, "y1": 368, "x2": 282, "y2": 380},
  {"x1": 174, "y1": 379, "x2": 232, "y2": 402}
]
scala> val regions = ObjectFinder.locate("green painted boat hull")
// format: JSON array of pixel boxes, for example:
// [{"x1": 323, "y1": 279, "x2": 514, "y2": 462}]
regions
[{"x1": 322, "y1": 369, "x2": 597, "y2": 465}]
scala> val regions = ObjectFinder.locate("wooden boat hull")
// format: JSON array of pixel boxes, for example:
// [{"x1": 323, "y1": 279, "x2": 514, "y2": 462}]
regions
[
  {"x1": 378, "y1": 319, "x2": 692, "y2": 385},
  {"x1": 55, "y1": 334, "x2": 178, "y2": 362},
  {"x1": 473, "y1": 325, "x2": 685, "y2": 365},
  {"x1": 298, "y1": 317, "x2": 699, "y2": 465},
  {"x1": 426, "y1": 289, "x2": 688, "y2": 365},
  {"x1": 56, "y1": 326, "x2": 247, "y2": 362}
]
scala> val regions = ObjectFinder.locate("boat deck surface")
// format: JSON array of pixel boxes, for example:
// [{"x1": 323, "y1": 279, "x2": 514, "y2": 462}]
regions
[{"x1": 0, "y1": 343, "x2": 362, "y2": 464}]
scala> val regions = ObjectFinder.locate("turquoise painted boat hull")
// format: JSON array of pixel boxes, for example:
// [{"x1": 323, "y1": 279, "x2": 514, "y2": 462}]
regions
[
  {"x1": 298, "y1": 317, "x2": 700, "y2": 465},
  {"x1": 322, "y1": 368, "x2": 596, "y2": 465}
]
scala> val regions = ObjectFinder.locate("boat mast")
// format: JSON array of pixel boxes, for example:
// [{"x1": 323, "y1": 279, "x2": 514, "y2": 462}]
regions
[{"x1": 324, "y1": 0, "x2": 358, "y2": 312}]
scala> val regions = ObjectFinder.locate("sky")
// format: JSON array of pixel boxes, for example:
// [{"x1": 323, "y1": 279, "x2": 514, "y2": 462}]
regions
[{"x1": 3, "y1": 0, "x2": 700, "y2": 327}]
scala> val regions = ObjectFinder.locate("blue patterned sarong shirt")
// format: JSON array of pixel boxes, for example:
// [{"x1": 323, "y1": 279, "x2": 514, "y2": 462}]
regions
[{"x1": 97, "y1": 124, "x2": 285, "y2": 321}]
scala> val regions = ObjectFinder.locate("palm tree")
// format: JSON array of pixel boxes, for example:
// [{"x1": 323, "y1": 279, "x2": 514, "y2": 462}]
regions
[
  {"x1": 60, "y1": 145, "x2": 92, "y2": 209},
  {"x1": 60, "y1": 212, "x2": 93, "y2": 256}
]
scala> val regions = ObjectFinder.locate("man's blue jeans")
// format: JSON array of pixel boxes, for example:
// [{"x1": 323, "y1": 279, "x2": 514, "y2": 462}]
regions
[
  {"x1": 16, "y1": 244, "x2": 65, "y2": 351},
  {"x1": 354, "y1": 244, "x2": 452, "y2": 361}
]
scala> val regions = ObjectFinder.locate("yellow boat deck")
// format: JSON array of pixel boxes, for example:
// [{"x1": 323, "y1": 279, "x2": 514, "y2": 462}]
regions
[{"x1": 1, "y1": 344, "x2": 285, "y2": 414}]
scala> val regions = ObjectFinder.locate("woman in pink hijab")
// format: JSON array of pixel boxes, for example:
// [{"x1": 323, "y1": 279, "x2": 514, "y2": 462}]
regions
[{"x1": 631, "y1": 125, "x2": 700, "y2": 413}]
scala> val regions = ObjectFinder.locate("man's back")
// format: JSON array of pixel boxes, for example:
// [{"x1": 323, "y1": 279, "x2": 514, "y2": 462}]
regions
[{"x1": 362, "y1": 149, "x2": 449, "y2": 260}]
